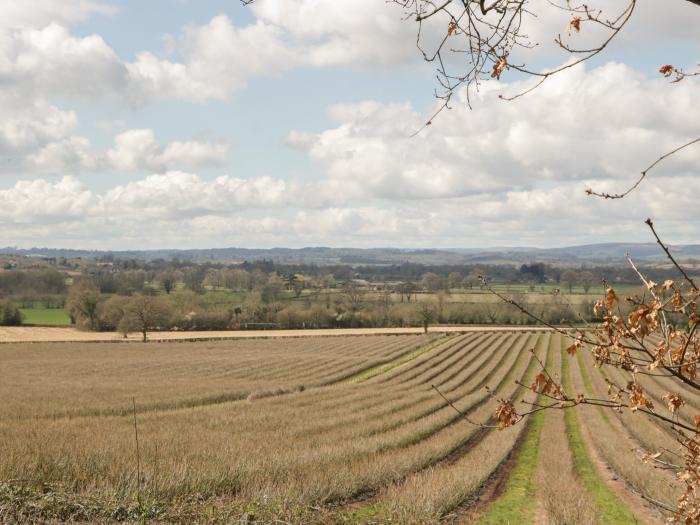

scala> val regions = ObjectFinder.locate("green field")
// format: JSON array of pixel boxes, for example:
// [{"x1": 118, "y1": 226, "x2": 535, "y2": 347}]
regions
[{"x1": 19, "y1": 308, "x2": 71, "y2": 326}]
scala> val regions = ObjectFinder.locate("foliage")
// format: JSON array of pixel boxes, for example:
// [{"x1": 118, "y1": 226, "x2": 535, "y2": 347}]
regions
[
  {"x1": 108, "y1": 294, "x2": 174, "y2": 341},
  {"x1": 65, "y1": 279, "x2": 101, "y2": 330},
  {"x1": 0, "y1": 299, "x2": 22, "y2": 326}
]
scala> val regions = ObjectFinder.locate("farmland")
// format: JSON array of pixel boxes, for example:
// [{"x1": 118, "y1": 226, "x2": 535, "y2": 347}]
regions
[{"x1": 0, "y1": 330, "x2": 685, "y2": 524}]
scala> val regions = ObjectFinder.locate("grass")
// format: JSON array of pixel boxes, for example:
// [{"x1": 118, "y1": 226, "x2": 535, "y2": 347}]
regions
[
  {"x1": 0, "y1": 330, "x2": 661, "y2": 524},
  {"x1": 343, "y1": 334, "x2": 452, "y2": 383},
  {"x1": 475, "y1": 334, "x2": 552, "y2": 525},
  {"x1": 563, "y1": 345, "x2": 639, "y2": 524},
  {"x1": 476, "y1": 411, "x2": 544, "y2": 525},
  {"x1": 19, "y1": 307, "x2": 71, "y2": 326}
]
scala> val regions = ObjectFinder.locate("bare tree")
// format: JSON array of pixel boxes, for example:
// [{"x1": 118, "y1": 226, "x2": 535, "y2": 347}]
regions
[
  {"x1": 392, "y1": 1, "x2": 698, "y2": 123},
  {"x1": 116, "y1": 295, "x2": 173, "y2": 342},
  {"x1": 560, "y1": 270, "x2": 578, "y2": 294},
  {"x1": 66, "y1": 279, "x2": 101, "y2": 330},
  {"x1": 578, "y1": 270, "x2": 596, "y2": 293},
  {"x1": 416, "y1": 301, "x2": 436, "y2": 333}
]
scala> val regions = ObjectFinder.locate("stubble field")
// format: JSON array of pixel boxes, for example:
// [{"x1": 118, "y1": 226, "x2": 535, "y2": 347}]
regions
[{"x1": 0, "y1": 330, "x2": 688, "y2": 524}]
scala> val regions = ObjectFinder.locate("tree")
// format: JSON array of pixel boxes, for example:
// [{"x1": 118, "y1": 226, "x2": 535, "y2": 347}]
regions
[
  {"x1": 342, "y1": 281, "x2": 367, "y2": 312},
  {"x1": 0, "y1": 299, "x2": 22, "y2": 326},
  {"x1": 393, "y1": 0, "x2": 699, "y2": 126},
  {"x1": 421, "y1": 272, "x2": 445, "y2": 292},
  {"x1": 159, "y1": 270, "x2": 176, "y2": 294},
  {"x1": 113, "y1": 294, "x2": 173, "y2": 342},
  {"x1": 415, "y1": 301, "x2": 435, "y2": 333},
  {"x1": 101, "y1": 295, "x2": 131, "y2": 338},
  {"x1": 560, "y1": 270, "x2": 578, "y2": 294},
  {"x1": 396, "y1": 281, "x2": 417, "y2": 302},
  {"x1": 182, "y1": 267, "x2": 205, "y2": 294},
  {"x1": 262, "y1": 273, "x2": 285, "y2": 303},
  {"x1": 578, "y1": 270, "x2": 596, "y2": 293},
  {"x1": 66, "y1": 280, "x2": 101, "y2": 330},
  {"x1": 447, "y1": 271, "x2": 463, "y2": 290}
]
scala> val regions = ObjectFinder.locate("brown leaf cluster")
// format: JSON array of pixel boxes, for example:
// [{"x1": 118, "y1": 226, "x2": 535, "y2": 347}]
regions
[
  {"x1": 491, "y1": 53, "x2": 509, "y2": 80},
  {"x1": 494, "y1": 399, "x2": 518, "y2": 429}
]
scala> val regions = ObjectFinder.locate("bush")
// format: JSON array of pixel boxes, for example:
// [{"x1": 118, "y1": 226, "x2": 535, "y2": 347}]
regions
[
  {"x1": 0, "y1": 299, "x2": 22, "y2": 326},
  {"x1": 176, "y1": 308, "x2": 233, "y2": 331}
]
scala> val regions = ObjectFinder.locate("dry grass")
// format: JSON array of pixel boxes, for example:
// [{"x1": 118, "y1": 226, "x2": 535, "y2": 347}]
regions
[
  {"x1": 0, "y1": 334, "x2": 434, "y2": 418},
  {"x1": 571, "y1": 348, "x2": 677, "y2": 517},
  {"x1": 537, "y1": 343, "x2": 598, "y2": 525},
  {"x1": 0, "y1": 331, "x2": 549, "y2": 521},
  {"x1": 1, "y1": 329, "x2": 656, "y2": 525}
]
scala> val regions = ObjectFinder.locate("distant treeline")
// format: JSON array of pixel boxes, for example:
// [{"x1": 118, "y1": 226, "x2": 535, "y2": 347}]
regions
[{"x1": 70, "y1": 256, "x2": 680, "y2": 285}]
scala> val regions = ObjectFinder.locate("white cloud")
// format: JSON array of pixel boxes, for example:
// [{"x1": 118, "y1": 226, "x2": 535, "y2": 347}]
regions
[
  {"x1": 0, "y1": 0, "x2": 113, "y2": 29},
  {"x1": 106, "y1": 129, "x2": 228, "y2": 172},
  {"x1": 0, "y1": 176, "x2": 97, "y2": 223},
  {"x1": 0, "y1": 24, "x2": 127, "y2": 100},
  {"x1": 0, "y1": 105, "x2": 229, "y2": 174},
  {"x1": 249, "y1": 0, "x2": 419, "y2": 67},
  {"x1": 0, "y1": 16, "x2": 293, "y2": 106},
  {"x1": 0, "y1": 92, "x2": 98, "y2": 174},
  {"x1": 290, "y1": 63, "x2": 700, "y2": 203},
  {"x1": 103, "y1": 172, "x2": 293, "y2": 218},
  {"x1": 0, "y1": 95, "x2": 77, "y2": 152},
  {"x1": 2, "y1": 166, "x2": 700, "y2": 248},
  {"x1": 124, "y1": 15, "x2": 297, "y2": 104},
  {"x1": 27, "y1": 136, "x2": 99, "y2": 172}
]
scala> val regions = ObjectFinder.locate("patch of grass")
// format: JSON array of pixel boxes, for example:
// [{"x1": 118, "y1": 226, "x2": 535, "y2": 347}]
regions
[
  {"x1": 343, "y1": 335, "x2": 452, "y2": 383},
  {"x1": 476, "y1": 411, "x2": 544, "y2": 525},
  {"x1": 19, "y1": 307, "x2": 71, "y2": 326},
  {"x1": 351, "y1": 503, "x2": 385, "y2": 522},
  {"x1": 476, "y1": 335, "x2": 552, "y2": 525},
  {"x1": 563, "y1": 347, "x2": 638, "y2": 524}
]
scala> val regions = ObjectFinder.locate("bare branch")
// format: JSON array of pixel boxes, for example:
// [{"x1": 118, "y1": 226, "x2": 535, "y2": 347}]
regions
[{"x1": 587, "y1": 137, "x2": 700, "y2": 200}]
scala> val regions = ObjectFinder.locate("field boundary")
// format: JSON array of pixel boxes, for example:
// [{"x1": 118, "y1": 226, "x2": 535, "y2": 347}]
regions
[{"x1": 0, "y1": 326, "x2": 553, "y2": 344}]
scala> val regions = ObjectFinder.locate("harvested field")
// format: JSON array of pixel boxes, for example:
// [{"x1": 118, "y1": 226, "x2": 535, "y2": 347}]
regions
[
  {"x1": 0, "y1": 330, "x2": 690, "y2": 524},
  {"x1": 0, "y1": 325, "x2": 538, "y2": 343}
]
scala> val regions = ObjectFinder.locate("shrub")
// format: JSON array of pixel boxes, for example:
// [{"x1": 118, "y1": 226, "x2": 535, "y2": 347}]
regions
[{"x1": 0, "y1": 299, "x2": 22, "y2": 326}]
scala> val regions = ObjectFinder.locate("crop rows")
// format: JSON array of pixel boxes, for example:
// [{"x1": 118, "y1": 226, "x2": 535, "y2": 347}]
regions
[{"x1": 2, "y1": 329, "x2": 684, "y2": 524}]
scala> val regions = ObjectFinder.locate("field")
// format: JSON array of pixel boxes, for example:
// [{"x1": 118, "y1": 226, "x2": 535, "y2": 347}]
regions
[
  {"x1": 0, "y1": 330, "x2": 686, "y2": 524},
  {"x1": 19, "y1": 307, "x2": 71, "y2": 326}
]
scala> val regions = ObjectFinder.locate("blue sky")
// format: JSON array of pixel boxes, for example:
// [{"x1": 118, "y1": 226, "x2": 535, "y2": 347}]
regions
[{"x1": 0, "y1": 0, "x2": 698, "y2": 249}]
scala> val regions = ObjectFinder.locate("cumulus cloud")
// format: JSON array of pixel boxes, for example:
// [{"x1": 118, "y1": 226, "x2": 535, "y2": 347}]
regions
[
  {"x1": 249, "y1": 0, "x2": 419, "y2": 67},
  {"x1": 2, "y1": 166, "x2": 700, "y2": 248},
  {"x1": 0, "y1": 16, "x2": 292, "y2": 106},
  {"x1": 126, "y1": 16, "x2": 298, "y2": 104},
  {"x1": 0, "y1": 107, "x2": 229, "y2": 174},
  {"x1": 0, "y1": 92, "x2": 98, "y2": 174},
  {"x1": 0, "y1": 0, "x2": 113, "y2": 29},
  {"x1": 106, "y1": 129, "x2": 228, "y2": 172},
  {"x1": 2, "y1": 2, "x2": 696, "y2": 108},
  {"x1": 103, "y1": 172, "x2": 293, "y2": 218},
  {"x1": 0, "y1": 24, "x2": 127, "y2": 100},
  {"x1": 290, "y1": 63, "x2": 700, "y2": 202}
]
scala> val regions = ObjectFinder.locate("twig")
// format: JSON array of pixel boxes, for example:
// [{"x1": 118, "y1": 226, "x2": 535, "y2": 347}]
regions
[
  {"x1": 431, "y1": 384, "x2": 498, "y2": 428},
  {"x1": 645, "y1": 219, "x2": 698, "y2": 292},
  {"x1": 587, "y1": 137, "x2": 700, "y2": 199}
]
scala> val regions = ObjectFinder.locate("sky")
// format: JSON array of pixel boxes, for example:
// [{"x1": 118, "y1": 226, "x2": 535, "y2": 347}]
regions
[{"x1": 0, "y1": 0, "x2": 698, "y2": 250}]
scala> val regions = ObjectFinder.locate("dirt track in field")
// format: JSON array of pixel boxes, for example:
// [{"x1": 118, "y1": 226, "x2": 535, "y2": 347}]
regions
[{"x1": 0, "y1": 325, "x2": 549, "y2": 343}]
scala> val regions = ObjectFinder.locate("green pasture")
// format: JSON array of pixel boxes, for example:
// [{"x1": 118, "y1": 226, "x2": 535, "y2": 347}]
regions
[{"x1": 20, "y1": 308, "x2": 71, "y2": 326}]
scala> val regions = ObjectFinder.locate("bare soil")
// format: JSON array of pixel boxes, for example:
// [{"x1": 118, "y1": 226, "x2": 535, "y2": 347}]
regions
[{"x1": 0, "y1": 325, "x2": 547, "y2": 343}]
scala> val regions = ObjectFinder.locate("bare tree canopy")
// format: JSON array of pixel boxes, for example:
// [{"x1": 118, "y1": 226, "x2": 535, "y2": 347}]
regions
[{"x1": 390, "y1": 0, "x2": 699, "y2": 122}]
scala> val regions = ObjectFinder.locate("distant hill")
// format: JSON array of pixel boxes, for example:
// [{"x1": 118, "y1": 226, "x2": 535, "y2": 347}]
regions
[{"x1": 2, "y1": 243, "x2": 699, "y2": 266}]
